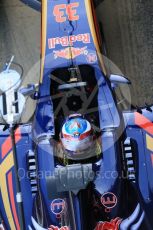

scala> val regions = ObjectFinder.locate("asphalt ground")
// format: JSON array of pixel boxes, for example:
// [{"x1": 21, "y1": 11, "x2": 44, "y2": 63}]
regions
[
  {"x1": 0, "y1": 0, "x2": 40, "y2": 122},
  {"x1": 96, "y1": 0, "x2": 153, "y2": 106},
  {"x1": 0, "y1": 0, "x2": 153, "y2": 121}
]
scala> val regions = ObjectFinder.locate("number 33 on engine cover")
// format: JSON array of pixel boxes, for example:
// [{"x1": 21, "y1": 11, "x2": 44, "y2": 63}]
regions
[{"x1": 53, "y1": 2, "x2": 79, "y2": 23}]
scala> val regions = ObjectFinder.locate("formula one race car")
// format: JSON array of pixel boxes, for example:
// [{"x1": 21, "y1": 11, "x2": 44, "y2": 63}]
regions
[{"x1": 0, "y1": 0, "x2": 153, "y2": 229}]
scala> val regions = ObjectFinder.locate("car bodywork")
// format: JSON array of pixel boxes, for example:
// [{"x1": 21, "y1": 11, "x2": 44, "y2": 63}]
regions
[
  {"x1": 19, "y1": 0, "x2": 103, "y2": 11},
  {"x1": 0, "y1": 0, "x2": 153, "y2": 229}
]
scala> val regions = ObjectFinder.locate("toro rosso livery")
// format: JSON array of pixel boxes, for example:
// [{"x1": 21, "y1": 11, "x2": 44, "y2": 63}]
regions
[{"x1": 0, "y1": 0, "x2": 153, "y2": 229}]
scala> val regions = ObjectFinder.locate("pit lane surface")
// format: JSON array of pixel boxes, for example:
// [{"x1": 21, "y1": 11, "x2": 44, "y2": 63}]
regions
[
  {"x1": 0, "y1": 0, "x2": 153, "y2": 121},
  {"x1": 0, "y1": 0, "x2": 40, "y2": 122},
  {"x1": 96, "y1": 0, "x2": 153, "y2": 106}
]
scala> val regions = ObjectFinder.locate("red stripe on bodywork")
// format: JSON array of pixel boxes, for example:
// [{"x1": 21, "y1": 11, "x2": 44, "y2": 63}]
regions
[
  {"x1": 135, "y1": 112, "x2": 153, "y2": 135},
  {"x1": 7, "y1": 171, "x2": 20, "y2": 230},
  {"x1": 2, "y1": 128, "x2": 21, "y2": 159},
  {"x1": 91, "y1": 0, "x2": 102, "y2": 48}
]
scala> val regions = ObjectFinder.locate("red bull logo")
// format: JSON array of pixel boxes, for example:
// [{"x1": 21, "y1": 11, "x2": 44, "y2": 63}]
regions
[
  {"x1": 53, "y1": 47, "x2": 88, "y2": 59},
  {"x1": 48, "y1": 33, "x2": 90, "y2": 49},
  {"x1": 95, "y1": 218, "x2": 122, "y2": 230},
  {"x1": 48, "y1": 226, "x2": 69, "y2": 230}
]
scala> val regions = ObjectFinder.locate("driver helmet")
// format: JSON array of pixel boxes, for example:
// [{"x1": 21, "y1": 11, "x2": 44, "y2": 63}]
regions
[{"x1": 60, "y1": 114, "x2": 95, "y2": 159}]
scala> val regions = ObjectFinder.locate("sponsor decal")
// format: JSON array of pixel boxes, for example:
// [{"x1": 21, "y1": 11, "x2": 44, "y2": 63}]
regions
[
  {"x1": 101, "y1": 192, "x2": 117, "y2": 209},
  {"x1": 48, "y1": 33, "x2": 90, "y2": 49},
  {"x1": 86, "y1": 53, "x2": 97, "y2": 63},
  {"x1": 53, "y1": 47, "x2": 88, "y2": 59},
  {"x1": 95, "y1": 204, "x2": 145, "y2": 229},
  {"x1": 31, "y1": 217, "x2": 69, "y2": 230},
  {"x1": 95, "y1": 218, "x2": 122, "y2": 230},
  {"x1": 48, "y1": 226, "x2": 69, "y2": 230},
  {"x1": 51, "y1": 199, "x2": 65, "y2": 215},
  {"x1": 53, "y1": 2, "x2": 79, "y2": 23}
]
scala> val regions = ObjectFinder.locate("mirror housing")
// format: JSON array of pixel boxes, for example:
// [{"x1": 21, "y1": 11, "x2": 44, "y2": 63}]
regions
[
  {"x1": 110, "y1": 74, "x2": 131, "y2": 85},
  {"x1": 19, "y1": 84, "x2": 39, "y2": 99}
]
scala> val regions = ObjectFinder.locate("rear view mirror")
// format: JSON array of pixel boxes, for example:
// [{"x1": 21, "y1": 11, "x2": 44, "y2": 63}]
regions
[{"x1": 110, "y1": 74, "x2": 131, "y2": 85}]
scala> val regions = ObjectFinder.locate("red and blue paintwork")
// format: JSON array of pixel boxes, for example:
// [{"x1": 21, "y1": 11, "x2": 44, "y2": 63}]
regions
[{"x1": 0, "y1": 0, "x2": 153, "y2": 229}]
